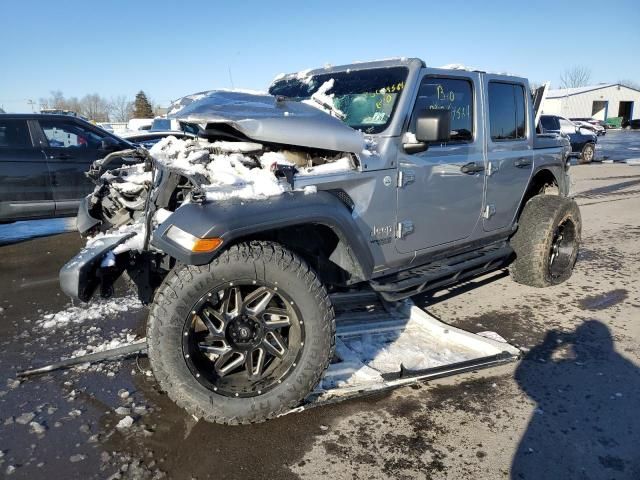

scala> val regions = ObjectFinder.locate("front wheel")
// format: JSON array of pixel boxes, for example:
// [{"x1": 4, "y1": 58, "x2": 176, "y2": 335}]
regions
[
  {"x1": 578, "y1": 143, "x2": 595, "y2": 164},
  {"x1": 147, "y1": 241, "x2": 335, "y2": 424},
  {"x1": 509, "y1": 195, "x2": 581, "y2": 287}
]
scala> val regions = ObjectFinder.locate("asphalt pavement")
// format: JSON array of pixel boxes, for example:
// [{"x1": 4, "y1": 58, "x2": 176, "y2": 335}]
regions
[{"x1": 0, "y1": 132, "x2": 639, "y2": 479}]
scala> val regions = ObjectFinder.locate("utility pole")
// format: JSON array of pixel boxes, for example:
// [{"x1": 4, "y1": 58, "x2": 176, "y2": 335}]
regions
[{"x1": 27, "y1": 99, "x2": 36, "y2": 113}]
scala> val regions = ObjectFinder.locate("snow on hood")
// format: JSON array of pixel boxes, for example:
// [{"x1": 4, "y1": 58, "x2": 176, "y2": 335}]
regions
[{"x1": 170, "y1": 90, "x2": 364, "y2": 154}]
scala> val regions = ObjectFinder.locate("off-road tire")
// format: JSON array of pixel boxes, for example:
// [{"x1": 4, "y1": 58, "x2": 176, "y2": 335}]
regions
[
  {"x1": 509, "y1": 195, "x2": 581, "y2": 287},
  {"x1": 147, "y1": 241, "x2": 335, "y2": 425},
  {"x1": 578, "y1": 143, "x2": 595, "y2": 164}
]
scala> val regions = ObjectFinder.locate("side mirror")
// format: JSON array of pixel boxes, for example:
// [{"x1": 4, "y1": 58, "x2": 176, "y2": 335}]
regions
[
  {"x1": 100, "y1": 137, "x2": 119, "y2": 152},
  {"x1": 404, "y1": 109, "x2": 451, "y2": 154}
]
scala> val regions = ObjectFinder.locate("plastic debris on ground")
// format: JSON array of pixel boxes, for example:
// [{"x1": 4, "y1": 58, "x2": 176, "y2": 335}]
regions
[{"x1": 309, "y1": 297, "x2": 520, "y2": 403}]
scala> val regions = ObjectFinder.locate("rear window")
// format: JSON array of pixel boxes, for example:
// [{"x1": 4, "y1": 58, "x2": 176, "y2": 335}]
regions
[
  {"x1": 488, "y1": 82, "x2": 527, "y2": 141},
  {"x1": 0, "y1": 120, "x2": 31, "y2": 148}
]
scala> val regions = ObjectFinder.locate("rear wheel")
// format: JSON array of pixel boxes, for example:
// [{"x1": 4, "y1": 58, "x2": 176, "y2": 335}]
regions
[
  {"x1": 509, "y1": 195, "x2": 581, "y2": 287},
  {"x1": 147, "y1": 241, "x2": 335, "y2": 424},
  {"x1": 578, "y1": 143, "x2": 595, "y2": 164}
]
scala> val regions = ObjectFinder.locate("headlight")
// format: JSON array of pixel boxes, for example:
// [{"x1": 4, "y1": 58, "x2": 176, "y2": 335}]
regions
[{"x1": 165, "y1": 225, "x2": 222, "y2": 253}]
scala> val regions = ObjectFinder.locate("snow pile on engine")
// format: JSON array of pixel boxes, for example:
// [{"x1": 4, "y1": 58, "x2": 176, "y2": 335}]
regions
[
  {"x1": 148, "y1": 136, "x2": 355, "y2": 201},
  {"x1": 105, "y1": 163, "x2": 152, "y2": 195},
  {"x1": 149, "y1": 136, "x2": 289, "y2": 201}
]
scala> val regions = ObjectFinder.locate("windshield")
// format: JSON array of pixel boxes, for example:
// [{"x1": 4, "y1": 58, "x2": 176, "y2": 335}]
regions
[
  {"x1": 151, "y1": 119, "x2": 171, "y2": 131},
  {"x1": 269, "y1": 67, "x2": 408, "y2": 134}
]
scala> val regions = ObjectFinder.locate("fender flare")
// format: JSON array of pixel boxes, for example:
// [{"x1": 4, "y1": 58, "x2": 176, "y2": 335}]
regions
[{"x1": 151, "y1": 191, "x2": 374, "y2": 281}]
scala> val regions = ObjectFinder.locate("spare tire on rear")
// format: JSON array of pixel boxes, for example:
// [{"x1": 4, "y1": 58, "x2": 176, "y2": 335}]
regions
[{"x1": 509, "y1": 195, "x2": 581, "y2": 287}]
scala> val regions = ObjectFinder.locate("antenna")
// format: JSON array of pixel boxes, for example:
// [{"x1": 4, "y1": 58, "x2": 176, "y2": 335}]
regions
[{"x1": 228, "y1": 67, "x2": 234, "y2": 89}]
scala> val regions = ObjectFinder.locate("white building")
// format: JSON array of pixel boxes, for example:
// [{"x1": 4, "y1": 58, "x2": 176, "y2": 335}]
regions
[{"x1": 542, "y1": 83, "x2": 640, "y2": 123}]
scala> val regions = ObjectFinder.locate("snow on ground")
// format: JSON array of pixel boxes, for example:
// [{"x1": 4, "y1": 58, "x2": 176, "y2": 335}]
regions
[
  {"x1": 71, "y1": 332, "x2": 139, "y2": 359},
  {"x1": 36, "y1": 295, "x2": 142, "y2": 330}
]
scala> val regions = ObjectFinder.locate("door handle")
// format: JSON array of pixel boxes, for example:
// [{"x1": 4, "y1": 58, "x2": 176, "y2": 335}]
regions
[
  {"x1": 51, "y1": 153, "x2": 72, "y2": 160},
  {"x1": 460, "y1": 162, "x2": 485, "y2": 174},
  {"x1": 514, "y1": 158, "x2": 532, "y2": 168}
]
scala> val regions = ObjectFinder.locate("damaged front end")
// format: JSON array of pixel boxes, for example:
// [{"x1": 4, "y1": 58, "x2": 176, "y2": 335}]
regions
[{"x1": 61, "y1": 131, "x2": 360, "y2": 304}]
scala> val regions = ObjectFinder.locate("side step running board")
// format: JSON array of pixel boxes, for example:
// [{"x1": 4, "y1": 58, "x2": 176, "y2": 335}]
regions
[{"x1": 370, "y1": 243, "x2": 513, "y2": 301}]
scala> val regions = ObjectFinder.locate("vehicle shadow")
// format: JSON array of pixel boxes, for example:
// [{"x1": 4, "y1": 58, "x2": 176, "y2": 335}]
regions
[{"x1": 511, "y1": 320, "x2": 640, "y2": 479}]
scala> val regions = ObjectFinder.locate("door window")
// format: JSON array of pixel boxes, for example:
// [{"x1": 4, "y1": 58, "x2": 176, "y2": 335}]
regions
[
  {"x1": 540, "y1": 116, "x2": 558, "y2": 131},
  {"x1": 410, "y1": 77, "x2": 474, "y2": 143},
  {"x1": 0, "y1": 120, "x2": 32, "y2": 148},
  {"x1": 39, "y1": 120, "x2": 106, "y2": 148},
  {"x1": 488, "y1": 82, "x2": 527, "y2": 141}
]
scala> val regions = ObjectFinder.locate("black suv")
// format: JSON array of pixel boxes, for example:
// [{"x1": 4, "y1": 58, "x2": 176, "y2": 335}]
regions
[{"x1": 0, "y1": 114, "x2": 133, "y2": 223}]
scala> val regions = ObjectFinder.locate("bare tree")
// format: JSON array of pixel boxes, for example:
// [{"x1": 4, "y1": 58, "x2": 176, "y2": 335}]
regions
[
  {"x1": 617, "y1": 79, "x2": 640, "y2": 91},
  {"x1": 39, "y1": 90, "x2": 66, "y2": 110},
  {"x1": 39, "y1": 91, "x2": 88, "y2": 117},
  {"x1": 560, "y1": 66, "x2": 591, "y2": 89},
  {"x1": 108, "y1": 95, "x2": 134, "y2": 122},
  {"x1": 79, "y1": 94, "x2": 109, "y2": 122}
]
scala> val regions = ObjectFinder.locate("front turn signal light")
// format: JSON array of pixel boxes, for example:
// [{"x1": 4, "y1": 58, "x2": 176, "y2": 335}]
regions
[
  {"x1": 166, "y1": 225, "x2": 223, "y2": 253},
  {"x1": 192, "y1": 237, "x2": 223, "y2": 252}
]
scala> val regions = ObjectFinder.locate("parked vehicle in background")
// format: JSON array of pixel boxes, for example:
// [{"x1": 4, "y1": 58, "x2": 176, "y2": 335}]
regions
[
  {"x1": 539, "y1": 114, "x2": 597, "y2": 164},
  {"x1": 0, "y1": 114, "x2": 133, "y2": 223},
  {"x1": 127, "y1": 118, "x2": 154, "y2": 131},
  {"x1": 622, "y1": 119, "x2": 640, "y2": 129},
  {"x1": 570, "y1": 117, "x2": 605, "y2": 135},
  {"x1": 150, "y1": 118, "x2": 202, "y2": 135},
  {"x1": 120, "y1": 130, "x2": 197, "y2": 149},
  {"x1": 40, "y1": 108, "x2": 87, "y2": 120},
  {"x1": 61, "y1": 58, "x2": 579, "y2": 425}
]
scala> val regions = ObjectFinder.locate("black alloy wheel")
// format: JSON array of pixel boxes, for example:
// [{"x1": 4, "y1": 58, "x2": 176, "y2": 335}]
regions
[{"x1": 183, "y1": 283, "x2": 304, "y2": 398}]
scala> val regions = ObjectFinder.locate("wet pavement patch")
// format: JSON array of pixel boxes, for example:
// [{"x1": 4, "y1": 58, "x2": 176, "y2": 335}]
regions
[
  {"x1": 578, "y1": 289, "x2": 628, "y2": 310},
  {"x1": 445, "y1": 307, "x2": 545, "y2": 349}
]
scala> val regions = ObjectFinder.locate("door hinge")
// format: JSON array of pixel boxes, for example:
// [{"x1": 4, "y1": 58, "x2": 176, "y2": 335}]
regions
[
  {"x1": 397, "y1": 170, "x2": 415, "y2": 188},
  {"x1": 396, "y1": 220, "x2": 414, "y2": 239},
  {"x1": 483, "y1": 204, "x2": 496, "y2": 219}
]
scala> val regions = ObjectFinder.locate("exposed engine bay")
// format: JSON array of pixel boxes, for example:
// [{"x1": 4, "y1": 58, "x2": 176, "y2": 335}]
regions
[
  {"x1": 77, "y1": 136, "x2": 358, "y2": 300},
  {"x1": 85, "y1": 136, "x2": 357, "y2": 236}
]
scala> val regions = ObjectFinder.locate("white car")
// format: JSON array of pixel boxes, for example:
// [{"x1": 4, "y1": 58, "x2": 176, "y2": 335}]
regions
[
  {"x1": 570, "y1": 118, "x2": 606, "y2": 136},
  {"x1": 119, "y1": 130, "x2": 197, "y2": 149}
]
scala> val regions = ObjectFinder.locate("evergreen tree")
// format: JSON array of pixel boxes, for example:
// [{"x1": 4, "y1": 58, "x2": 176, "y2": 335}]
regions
[{"x1": 133, "y1": 91, "x2": 154, "y2": 118}]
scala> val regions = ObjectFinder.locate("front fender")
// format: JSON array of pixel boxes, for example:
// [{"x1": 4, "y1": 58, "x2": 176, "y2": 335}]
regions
[{"x1": 151, "y1": 191, "x2": 374, "y2": 280}]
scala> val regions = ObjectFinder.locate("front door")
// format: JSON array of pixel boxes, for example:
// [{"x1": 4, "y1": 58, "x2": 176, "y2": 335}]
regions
[
  {"x1": 0, "y1": 118, "x2": 53, "y2": 220},
  {"x1": 483, "y1": 78, "x2": 533, "y2": 231},
  {"x1": 38, "y1": 118, "x2": 110, "y2": 215},
  {"x1": 396, "y1": 71, "x2": 485, "y2": 254}
]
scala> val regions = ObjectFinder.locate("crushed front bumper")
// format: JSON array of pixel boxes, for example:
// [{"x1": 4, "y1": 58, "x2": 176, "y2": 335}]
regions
[{"x1": 59, "y1": 233, "x2": 134, "y2": 302}]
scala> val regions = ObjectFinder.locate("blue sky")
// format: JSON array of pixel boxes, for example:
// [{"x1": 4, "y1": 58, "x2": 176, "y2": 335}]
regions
[{"x1": 1, "y1": 0, "x2": 638, "y2": 113}]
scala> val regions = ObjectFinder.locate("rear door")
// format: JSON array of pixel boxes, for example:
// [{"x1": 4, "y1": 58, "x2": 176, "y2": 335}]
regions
[
  {"x1": 0, "y1": 118, "x2": 53, "y2": 221},
  {"x1": 483, "y1": 78, "x2": 533, "y2": 232},
  {"x1": 37, "y1": 118, "x2": 112, "y2": 215},
  {"x1": 395, "y1": 71, "x2": 485, "y2": 253}
]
